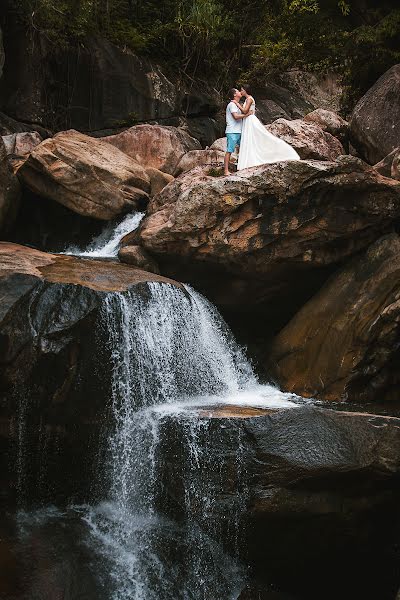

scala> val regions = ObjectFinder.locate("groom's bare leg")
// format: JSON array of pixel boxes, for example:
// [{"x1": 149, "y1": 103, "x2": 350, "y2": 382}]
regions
[{"x1": 224, "y1": 152, "x2": 231, "y2": 176}]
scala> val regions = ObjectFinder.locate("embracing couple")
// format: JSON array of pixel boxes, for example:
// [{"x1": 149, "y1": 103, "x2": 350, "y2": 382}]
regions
[{"x1": 224, "y1": 85, "x2": 300, "y2": 175}]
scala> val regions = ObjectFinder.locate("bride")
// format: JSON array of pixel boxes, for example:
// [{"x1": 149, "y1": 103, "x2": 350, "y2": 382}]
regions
[{"x1": 234, "y1": 85, "x2": 300, "y2": 170}]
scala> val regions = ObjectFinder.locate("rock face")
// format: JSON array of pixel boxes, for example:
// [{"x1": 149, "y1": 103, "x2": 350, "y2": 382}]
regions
[
  {"x1": 17, "y1": 130, "x2": 150, "y2": 220},
  {"x1": 145, "y1": 166, "x2": 174, "y2": 197},
  {"x1": 102, "y1": 125, "x2": 201, "y2": 175},
  {"x1": 0, "y1": 137, "x2": 21, "y2": 233},
  {"x1": 137, "y1": 157, "x2": 400, "y2": 324},
  {"x1": 119, "y1": 245, "x2": 160, "y2": 274},
  {"x1": 350, "y1": 64, "x2": 400, "y2": 164},
  {"x1": 2, "y1": 132, "x2": 42, "y2": 158},
  {"x1": 161, "y1": 403, "x2": 400, "y2": 599},
  {"x1": 174, "y1": 149, "x2": 225, "y2": 176},
  {"x1": 268, "y1": 235, "x2": 400, "y2": 403},
  {"x1": 303, "y1": 108, "x2": 348, "y2": 144},
  {"x1": 266, "y1": 118, "x2": 344, "y2": 160},
  {"x1": 0, "y1": 27, "x2": 218, "y2": 135},
  {"x1": 374, "y1": 147, "x2": 400, "y2": 181},
  {"x1": 0, "y1": 242, "x2": 181, "y2": 503}
]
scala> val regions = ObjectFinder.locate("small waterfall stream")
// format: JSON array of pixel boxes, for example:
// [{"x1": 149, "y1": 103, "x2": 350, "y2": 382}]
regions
[{"x1": 63, "y1": 211, "x2": 144, "y2": 258}]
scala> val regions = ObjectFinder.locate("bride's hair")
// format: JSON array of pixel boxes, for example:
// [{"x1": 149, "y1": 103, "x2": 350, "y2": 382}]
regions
[{"x1": 240, "y1": 84, "x2": 252, "y2": 95}]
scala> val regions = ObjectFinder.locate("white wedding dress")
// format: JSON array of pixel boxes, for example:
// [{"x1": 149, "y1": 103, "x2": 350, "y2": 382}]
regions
[{"x1": 237, "y1": 101, "x2": 300, "y2": 170}]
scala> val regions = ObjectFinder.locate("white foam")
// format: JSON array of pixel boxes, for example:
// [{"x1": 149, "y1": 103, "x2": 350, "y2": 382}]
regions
[{"x1": 63, "y1": 211, "x2": 144, "y2": 258}]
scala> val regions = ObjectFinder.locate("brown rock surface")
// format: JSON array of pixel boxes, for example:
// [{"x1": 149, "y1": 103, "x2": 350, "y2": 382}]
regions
[
  {"x1": 303, "y1": 108, "x2": 348, "y2": 143},
  {"x1": 268, "y1": 234, "x2": 400, "y2": 402},
  {"x1": 145, "y1": 166, "x2": 174, "y2": 197},
  {"x1": 350, "y1": 64, "x2": 400, "y2": 164},
  {"x1": 137, "y1": 157, "x2": 400, "y2": 321},
  {"x1": 17, "y1": 130, "x2": 150, "y2": 220},
  {"x1": 174, "y1": 149, "x2": 225, "y2": 176},
  {"x1": 119, "y1": 245, "x2": 160, "y2": 274},
  {"x1": 102, "y1": 124, "x2": 201, "y2": 175},
  {"x1": 0, "y1": 242, "x2": 178, "y2": 293},
  {"x1": 0, "y1": 137, "x2": 21, "y2": 233},
  {"x1": 373, "y1": 147, "x2": 400, "y2": 179},
  {"x1": 2, "y1": 131, "x2": 43, "y2": 157},
  {"x1": 210, "y1": 137, "x2": 227, "y2": 152},
  {"x1": 266, "y1": 118, "x2": 345, "y2": 160}
]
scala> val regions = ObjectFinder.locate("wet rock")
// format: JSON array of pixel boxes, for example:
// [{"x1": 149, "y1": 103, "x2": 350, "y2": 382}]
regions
[
  {"x1": 17, "y1": 130, "x2": 150, "y2": 220},
  {"x1": 0, "y1": 137, "x2": 21, "y2": 234},
  {"x1": 373, "y1": 147, "x2": 400, "y2": 181},
  {"x1": 303, "y1": 108, "x2": 348, "y2": 145},
  {"x1": 350, "y1": 64, "x2": 400, "y2": 164},
  {"x1": 102, "y1": 124, "x2": 201, "y2": 175},
  {"x1": 145, "y1": 166, "x2": 174, "y2": 197},
  {"x1": 266, "y1": 118, "x2": 344, "y2": 160},
  {"x1": 2, "y1": 131, "x2": 42, "y2": 158},
  {"x1": 119, "y1": 245, "x2": 160, "y2": 274},
  {"x1": 160, "y1": 403, "x2": 400, "y2": 599},
  {"x1": 268, "y1": 234, "x2": 400, "y2": 403},
  {"x1": 137, "y1": 157, "x2": 400, "y2": 325},
  {"x1": 0, "y1": 242, "x2": 181, "y2": 504},
  {"x1": 174, "y1": 149, "x2": 225, "y2": 176}
]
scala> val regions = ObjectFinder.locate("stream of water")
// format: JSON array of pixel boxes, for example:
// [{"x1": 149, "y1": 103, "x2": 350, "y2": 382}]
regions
[
  {"x1": 63, "y1": 211, "x2": 144, "y2": 258},
  {"x1": 8, "y1": 282, "x2": 300, "y2": 600}
]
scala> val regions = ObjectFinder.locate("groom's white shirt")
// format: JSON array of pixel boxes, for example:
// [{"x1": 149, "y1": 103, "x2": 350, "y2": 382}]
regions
[{"x1": 225, "y1": 101, "x2": 242, "y2": 134}]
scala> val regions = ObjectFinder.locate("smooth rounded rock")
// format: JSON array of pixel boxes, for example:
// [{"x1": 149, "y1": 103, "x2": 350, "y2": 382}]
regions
[
  {"x1": 102, "y1": 124, "x2": 201, "y2": 175},
  {"x1": 268, "y1": 234, "x2": 400, "y2": 402},
  {"x1": 350, "y1": 64, "x2": 400, "y2": 164},
  {"x1": 17, "y1": 130, "x2": 150, "y2": 220},
  {"x1": 266, "y1": 118, "x2": 345, "y2": 160}
]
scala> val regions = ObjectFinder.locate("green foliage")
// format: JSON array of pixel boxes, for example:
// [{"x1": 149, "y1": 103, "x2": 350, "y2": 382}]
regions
[{"x1": 3, "y1": 0, "x2": 400, "y2": 111}]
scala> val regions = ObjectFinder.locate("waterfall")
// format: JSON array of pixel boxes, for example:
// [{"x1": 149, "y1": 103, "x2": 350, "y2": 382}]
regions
[
  {"x1": 78, "y1": 282, "x2": 297, "y2": 600},
  {"x1": 63, "y1": 211, "x2": 144, "y2": 258}
]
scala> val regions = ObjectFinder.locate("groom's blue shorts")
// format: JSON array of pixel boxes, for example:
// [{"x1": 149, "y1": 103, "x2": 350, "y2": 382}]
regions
[{"x1": 226, "y1": 133, "x2": 241, "y2": 153}]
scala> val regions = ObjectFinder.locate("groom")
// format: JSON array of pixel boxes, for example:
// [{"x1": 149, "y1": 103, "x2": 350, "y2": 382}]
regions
[{"x1": 224, "y1": 88, "x2": 249, "y2": 176}]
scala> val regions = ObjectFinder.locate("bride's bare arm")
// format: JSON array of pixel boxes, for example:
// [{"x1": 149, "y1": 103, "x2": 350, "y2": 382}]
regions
[{"x1": 233, "y1": 96, "x2": 254, "y2": 114}]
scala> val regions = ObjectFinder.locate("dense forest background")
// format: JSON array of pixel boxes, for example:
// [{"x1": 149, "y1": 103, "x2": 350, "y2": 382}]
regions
[{"x1": 3, "y1": 0, "x2": 400, "y2": 112}]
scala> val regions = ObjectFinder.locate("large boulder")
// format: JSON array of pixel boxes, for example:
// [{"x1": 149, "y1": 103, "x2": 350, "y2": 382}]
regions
[
  {"x1": 303, "y1": 108, "x2": 348, "y2": 144},
  {"x1": 350, "y1": 64, "x2": 400, "y2": 164},
  {"x1": 17, "y1": 130, "x2": 150, "y2": 220},
  {"x1": 2, "y1": 131, "x2": 42, "y2": 158},
  {"x1": 161, "y1": 403, "x2": 400, "y2": 598},
  {"x1": 145, "y1": 166, "x2": 174, "y2": 197},
  {"x1": 0, "y1": 137, "x2": 21, "y2": 233},
  {"x1": 174, "y1": 149, "x2": 226, "y2": 176},
  {"x1": 268, "y1": 234, "x2": 400, "y2": 403},
  {"x1": 0, "y1": 241, "x2": 181, "y2": 504},
  {"x1": 137, "y1": 157, "x2": 400, "y2": 324},
  {"x1": 266, "y1": 118, "x2": 344, "y2": 160},
  {"x1": 102, "y1": 124, "x2": 201, "y2": 175}
]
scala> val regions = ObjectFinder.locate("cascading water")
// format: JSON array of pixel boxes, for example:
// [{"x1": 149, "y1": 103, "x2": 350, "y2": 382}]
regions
[
  {"x1": 63, "y1": 211, "x2": 144, "y2": 258},
  {"x1": 9, "y1": 281, "x2": 299, "y2": 600},
  {"x1": 79, "y1": 282, "x2": 297, "y2": 600}
]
